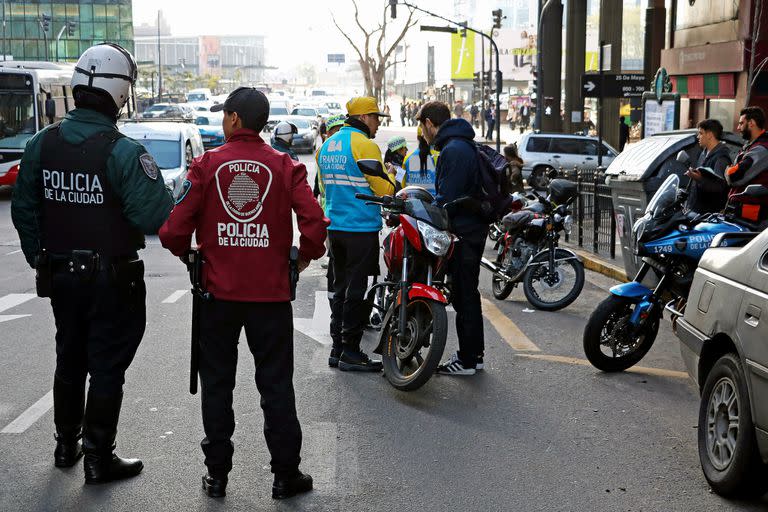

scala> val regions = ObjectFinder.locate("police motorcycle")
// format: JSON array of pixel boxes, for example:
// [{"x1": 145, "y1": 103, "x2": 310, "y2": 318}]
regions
[
  {"x1": 583, "y1": 157, "x2": 756, "y2": 372},
  {"x1": 355, "y1": 187, "x2": 463, "y2": 391},
  {"x1": 480, "y1": 179, "x2": 585, "y2": 311}
]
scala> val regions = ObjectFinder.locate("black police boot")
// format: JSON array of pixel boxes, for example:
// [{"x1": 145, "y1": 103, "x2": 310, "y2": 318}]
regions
[
  {"x1": 338, "y1": 347, "x2": 383, "y2": 372},
  {"x1": 82, "y1": 391, "x2": 143, "y2": 484},
  {"x1": 53, "y1": 375, "x2": 85, "y2": 468},
  {"x1": 272, "y1": 471, "x2": 313, "y2": 500},
  {"x1": 328, "y1": 345, "x2": 342, "y2": 368},
  {"x1": 202, "y1": 474, "x2": 228, "y2": 498}
]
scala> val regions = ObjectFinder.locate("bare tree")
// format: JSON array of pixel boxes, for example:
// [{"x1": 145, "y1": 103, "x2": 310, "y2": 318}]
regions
[{"x1": 331, "y1": 0, "x2": 418, "y2": 101}]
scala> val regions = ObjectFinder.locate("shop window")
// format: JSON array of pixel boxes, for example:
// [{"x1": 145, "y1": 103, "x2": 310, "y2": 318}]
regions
[{"x1": 708, "y1": 99, "x2": 735, "y2": 132}]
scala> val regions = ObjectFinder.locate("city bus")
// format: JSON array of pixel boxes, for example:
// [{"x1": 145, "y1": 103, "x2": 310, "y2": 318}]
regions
[{"x1": 0, "y1": 61, "x2": 75, "y2": 186}]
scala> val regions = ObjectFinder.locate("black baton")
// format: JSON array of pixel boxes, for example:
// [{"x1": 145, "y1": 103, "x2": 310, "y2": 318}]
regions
[{"x1": 185, "y1": 250, "x2": 204, "y2": 395}]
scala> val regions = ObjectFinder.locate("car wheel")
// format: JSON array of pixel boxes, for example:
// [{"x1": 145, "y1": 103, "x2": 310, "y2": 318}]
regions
[
  {"x1": 698, "y1": 353, "x2": 768, "y2": 497},
  {"x1": 530, "y1": 166, "x2": 553, "y2": 191}
]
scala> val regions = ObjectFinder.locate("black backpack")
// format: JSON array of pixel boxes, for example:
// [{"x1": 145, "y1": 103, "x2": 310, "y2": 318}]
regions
[{"x1": 474, "y1": 143, "x2": 514, "y2": 221}]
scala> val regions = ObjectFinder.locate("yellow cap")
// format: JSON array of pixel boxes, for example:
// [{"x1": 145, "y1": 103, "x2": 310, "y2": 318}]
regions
[{"x1": 346, "y1": 96, "x2": 390, "y2": 117}]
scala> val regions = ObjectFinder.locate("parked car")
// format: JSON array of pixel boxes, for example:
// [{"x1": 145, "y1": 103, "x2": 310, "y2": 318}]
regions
[
  {"x1": 194, "y1": 112, "x2": 225, "y2": 149},
  {"x1": 277, "y1": 116, "x2": 318, "y2": 154},
  {"x1": 291, "y1": 106, "x2": 321, "y2": 119},
  {"x1": 674, "y1": 212, "x2": 768, "y2": 498},
  {"x1": 186, "y1": 88, "x2": 213, "y2": 104},
  {"x1": 118, "y1": 121, "x2": 204, "y2": 198},
  {"x1": 140, "y1": 103, "x2": 193, "y2": 120},
  {"x1": 518, "y1": 132, "x2": 618, "y2": 190},
  {"x1": 323, "y1": 101, "x2": 344, "y2": 115}
]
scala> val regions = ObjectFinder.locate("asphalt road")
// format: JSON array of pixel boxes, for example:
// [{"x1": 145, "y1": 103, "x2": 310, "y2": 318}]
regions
[{"x1": 0, "y1": 131, "x2": 766, "y2": 511}]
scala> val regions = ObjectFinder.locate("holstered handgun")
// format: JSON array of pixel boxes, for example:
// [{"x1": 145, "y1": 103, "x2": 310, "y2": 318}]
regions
[
  {"x1": 35, "y1": 250, "x2": 52, "y2": 298},
  {"x1": 289, "y1": 246, "x2": 300, "y2": 302}
]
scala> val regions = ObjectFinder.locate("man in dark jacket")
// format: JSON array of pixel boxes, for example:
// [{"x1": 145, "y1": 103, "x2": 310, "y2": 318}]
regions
[
  {"x1": 685, "y1": 119, "x2": 730, "y2": 214},
  {"x1": 418, "y1": 101, "x2": 488, "y2": 375},
  {"x1": 619, "y1": 116, "x2": 630, "y2": 151},
  {"x1": 726, "y1": 106, "x2": 768, "y2": 222},
  {"x1": 11, "y1": 43, "x2": 173, "y2": 484}
]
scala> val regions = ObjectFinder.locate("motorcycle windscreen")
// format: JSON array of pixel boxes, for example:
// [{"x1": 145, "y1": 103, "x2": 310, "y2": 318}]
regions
[
  {"x1": 645, "y1": 174, "x2": 679, "y2": 218},
  {"x1": 404, "y1": 199, "x2": 450, "y2": 231}
]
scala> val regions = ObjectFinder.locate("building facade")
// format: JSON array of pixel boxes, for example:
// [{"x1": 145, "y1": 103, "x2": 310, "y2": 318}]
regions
[
  {"x1": 134, "y1": 35, "x2": 266, "y2": 86},
  {"x1": 1, "y1": 0, "x2": 134, "y2": 62},
  {"x1": 661, "y1": 0, "x2": 768, "y2": 130}
]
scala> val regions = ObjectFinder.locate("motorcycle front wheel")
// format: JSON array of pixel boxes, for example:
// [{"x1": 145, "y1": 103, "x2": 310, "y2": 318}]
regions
[
  {"x1": 522, "y1": 249, "x2": 585, "y2": 311},
  {"x1": 582, "y1": 295, "x2": 660, "y2": 372},
  {"x1": 380, "y1": 298, "x2": 448, "y2": 391}
]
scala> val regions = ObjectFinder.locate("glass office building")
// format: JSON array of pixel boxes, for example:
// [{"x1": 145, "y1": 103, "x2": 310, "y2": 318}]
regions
[{"x1": 1, "y1": 0, "x2": 134, "y2": 62}]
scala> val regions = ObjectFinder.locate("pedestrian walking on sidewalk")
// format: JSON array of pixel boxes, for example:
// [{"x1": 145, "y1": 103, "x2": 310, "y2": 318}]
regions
[
  {"x1": 484, "y1": 103, "x2": 495, "y2": 140},
  {"x1": 11, "y1": 43, "x2": 173, "y2": 483},
  {"x1": 159, "y1": 87, "x2": 328, "y2": 500}
]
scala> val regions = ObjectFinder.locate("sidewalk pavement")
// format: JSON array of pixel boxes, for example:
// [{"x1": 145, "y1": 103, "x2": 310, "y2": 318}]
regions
[{"x1": 562, "y1": 240, "x2": 629, "y2": 283}]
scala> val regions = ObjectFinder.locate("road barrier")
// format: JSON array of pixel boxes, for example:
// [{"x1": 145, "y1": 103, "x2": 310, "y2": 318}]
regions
[{"x1": 559, "y1": 167, "x2": 617, "y2": 260}]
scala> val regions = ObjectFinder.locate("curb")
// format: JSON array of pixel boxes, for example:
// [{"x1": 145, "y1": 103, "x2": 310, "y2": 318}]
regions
[{"x1": 570, "y1": 248, "x2": 628, "y2": 282}]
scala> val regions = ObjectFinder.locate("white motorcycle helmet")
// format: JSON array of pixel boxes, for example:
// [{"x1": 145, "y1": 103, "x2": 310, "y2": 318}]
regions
[
  {"x1": 273, "y1": 121, "x2": 298, "y2": 145},
  {"x1": 71, "y1": 43, "x2": 137, "y2": 112}
]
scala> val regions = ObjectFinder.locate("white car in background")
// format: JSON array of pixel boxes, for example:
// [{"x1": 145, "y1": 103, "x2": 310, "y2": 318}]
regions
[
  {"x1": 517, "y1": 132, "x2": 618, "y2": 190},
  {"x1": 118, "y1": 121, "x2": 204, "y2": 198}
]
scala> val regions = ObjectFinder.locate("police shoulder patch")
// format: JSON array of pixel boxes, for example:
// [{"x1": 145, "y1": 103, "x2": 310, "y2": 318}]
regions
[
  {"x1": 139, "y1": 153, "x2": 159, "y2": 181},
  {"x1": 176, "y1": 179, "x2": 192, "y2": 204}
]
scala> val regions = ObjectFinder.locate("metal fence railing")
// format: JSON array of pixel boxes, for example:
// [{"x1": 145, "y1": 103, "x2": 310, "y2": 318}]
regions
[{"x1": 559, "y1": 167, "x2": 616, "y2": 260}]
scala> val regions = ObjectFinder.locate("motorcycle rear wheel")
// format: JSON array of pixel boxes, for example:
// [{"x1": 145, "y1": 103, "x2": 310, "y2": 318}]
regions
[
  {"x1": 583, "y1": 295, "x2": 660, "y2": 372},
  {"x1": 380, "y1": 299, "x2": 448, "y2": 391},
  {"x1": 491, "y1": 244, "x2": 517, "y2": 300}
]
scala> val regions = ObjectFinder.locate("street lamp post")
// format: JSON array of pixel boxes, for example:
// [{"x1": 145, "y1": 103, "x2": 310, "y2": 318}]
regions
[{"x1": 401, "y1": 1, "x2": 501, "y2": 151}]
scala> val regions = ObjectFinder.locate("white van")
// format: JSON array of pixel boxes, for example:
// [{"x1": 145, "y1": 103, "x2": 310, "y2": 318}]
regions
[
  {"x1": 118, "y1": 121, "x2": 204, "y2": 199},
  {"x1": 186, "y1": 88, "x2": 213, "y2": 104}
]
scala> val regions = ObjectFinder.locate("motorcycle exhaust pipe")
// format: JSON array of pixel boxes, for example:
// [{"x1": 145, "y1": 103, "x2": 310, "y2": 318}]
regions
[{"x1": 480, "y1": 258, "x2": 515, "y2": 282}]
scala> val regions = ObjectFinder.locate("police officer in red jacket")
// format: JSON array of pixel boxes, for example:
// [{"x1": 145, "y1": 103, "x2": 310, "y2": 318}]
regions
[{"x1": 159, "y1": 87, "x2": 328, "y2": 500}]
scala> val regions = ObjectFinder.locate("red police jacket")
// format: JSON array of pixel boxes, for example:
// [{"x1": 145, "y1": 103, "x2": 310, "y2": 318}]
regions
[{"x1": 159, "y1": 129, "x2": 329, "y2": 302}]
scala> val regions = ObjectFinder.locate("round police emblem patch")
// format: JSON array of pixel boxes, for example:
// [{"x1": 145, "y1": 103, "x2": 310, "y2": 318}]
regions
[
  {"x1": 215, "y1": 159, "x2": 272, "y2": 222},
  {"x1": 139, "y1": 153, "x2": 159, "y2": 181},
  {"x1": 175, "y1": 179, "x2": 192, "y2": 204}
]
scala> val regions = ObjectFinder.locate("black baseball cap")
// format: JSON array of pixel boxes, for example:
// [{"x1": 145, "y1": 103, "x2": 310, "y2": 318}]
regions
[{"x1": 210, "y1": 87, "x2": 269, "y2": 126}]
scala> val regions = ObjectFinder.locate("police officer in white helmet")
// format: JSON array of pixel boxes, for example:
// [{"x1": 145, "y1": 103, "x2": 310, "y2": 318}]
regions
[
  {"x1": 11, "y1": 43, "x2": 173, "y2": 484},
  {"x1": 271, "y1": 120, "x2": 299, "y2": 160}
]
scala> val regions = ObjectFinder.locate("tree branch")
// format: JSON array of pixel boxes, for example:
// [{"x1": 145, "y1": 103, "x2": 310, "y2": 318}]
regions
[
  {"x1": 330, "y1": 12, "x2": 365, "y2": 67},
  {"x1": 383, "y1": 6, "x2": 417, "y2": 63}
]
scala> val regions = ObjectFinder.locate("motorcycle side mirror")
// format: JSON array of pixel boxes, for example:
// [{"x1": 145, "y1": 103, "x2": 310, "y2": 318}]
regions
[
  {"x1": 676, "y1": 150, "x2": 690, "y2": 165},
  {"x1": 730, "y1": 184, "x2": 768, "y2": 203}
]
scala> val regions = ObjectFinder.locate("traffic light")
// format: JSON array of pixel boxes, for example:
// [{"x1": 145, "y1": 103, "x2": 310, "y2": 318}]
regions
[
  {"x1": 389, "y1": 0, "x2": 397, "y2": 19},
  {"x1": 459, "y1": 21, "x2": 467, "y2": 38},
  {"x1": 40, "y1": 13, "x2": 51, "y2": 33},
  {"x1": 67, "y1": 21, "x2": 77, "y2": 37},
  {"x1": 530, "y1": 68, "x2": 538, "y2": 100},
  {"x1": 473, "y1": 72, "x2": 480, "y2": 89},
  {"x1": 492, "y1": 9, "x2": 503, "y2": 29},
  {"x1": 484, "y1": 70, "x2": 492, "y2": 86}
]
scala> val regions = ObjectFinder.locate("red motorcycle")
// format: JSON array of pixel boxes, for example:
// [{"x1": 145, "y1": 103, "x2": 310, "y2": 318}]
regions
[{"x1": 355, "y1": 187, "x2": 462, "y2": 391}]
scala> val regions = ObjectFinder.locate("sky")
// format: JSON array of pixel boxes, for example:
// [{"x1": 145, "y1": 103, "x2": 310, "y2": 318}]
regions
[{"x1": 132, "y1": 0, "x2": 448, "y2": 71}]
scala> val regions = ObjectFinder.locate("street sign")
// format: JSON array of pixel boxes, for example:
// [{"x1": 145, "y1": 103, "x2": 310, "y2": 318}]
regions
[
  {"x1": 327, "y1": 54, "x2": 345, "y2": 64},
  {"x1": 582, "y1": 73, "x2": 647, "y2": 98}
]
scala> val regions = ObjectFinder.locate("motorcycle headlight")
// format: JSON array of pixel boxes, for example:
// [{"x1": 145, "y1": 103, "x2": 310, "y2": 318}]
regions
[
  {"x1": 563, "y1": 214, "x2": 573, "y2": 235},
  {"x1": 417, "y1": 220, "x2": 451, "y2": 256}
]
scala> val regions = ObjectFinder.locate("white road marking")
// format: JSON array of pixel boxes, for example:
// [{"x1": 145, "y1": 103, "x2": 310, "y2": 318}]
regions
[
  {"x1": 1, "y1": 390, "x2": 53, "y2": 434},
  {"x1": 162, "y1": 289, "x2": 188, "y2": 304},
  {"x1": 311, "y1": 290, "x2": 331, "y2": 333},
  {"x1": 294, "y1": 318, "x2": 332, "y2": 346},
  {"x1": 0, "y1": 314, "x2": 31, "y2": 324},
  {"x1": 0, "y1": 294, "x2": 36, "y2": 313},
  {"x1": 481, "y1": 297, "x2": 541, "y2": 352},
  {"x1": 4, "y1": 249, "x2": 22, "y2": 255}
]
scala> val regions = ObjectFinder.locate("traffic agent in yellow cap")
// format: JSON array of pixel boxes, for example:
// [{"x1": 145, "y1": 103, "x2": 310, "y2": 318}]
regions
[{"x1": 315, "y1": 97, "x2": 398, "y2": 372}]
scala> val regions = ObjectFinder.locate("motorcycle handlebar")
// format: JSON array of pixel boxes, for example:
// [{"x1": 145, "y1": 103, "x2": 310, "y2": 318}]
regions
[{"x1": 355, "y1": 193, "x2": 383, "y2": 203}]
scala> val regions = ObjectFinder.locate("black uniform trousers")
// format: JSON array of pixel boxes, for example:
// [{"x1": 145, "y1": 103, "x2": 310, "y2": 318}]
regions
[
  {"x1": 50, "y1": 268, "x2": 145, "y2": 436},
  {"x1": 449, "y1": 229, "x2": 488, "y2": 366},
  {"x1": 198, "y1": 300, "x2": 301, "y2": 479},
  {"x1": 328, "y1": 231, "x2": 379, "y2": 350}
]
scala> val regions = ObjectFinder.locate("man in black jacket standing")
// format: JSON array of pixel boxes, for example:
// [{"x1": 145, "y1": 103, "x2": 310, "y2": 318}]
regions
[
  {"x1": 418, "y1": 101, "x2": 488, "y2": 375},
  {"x1": 685, "y1": 119, "x2": 730, "y2": 214}
]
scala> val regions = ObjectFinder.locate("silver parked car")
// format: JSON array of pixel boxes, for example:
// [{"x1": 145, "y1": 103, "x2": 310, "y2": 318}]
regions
[
  {"x1": 675, "y1": 202, "x2": 768, "y2": 498},
  {"x1": 518, "y1": 132, "x2": 618, "y2": 190}
]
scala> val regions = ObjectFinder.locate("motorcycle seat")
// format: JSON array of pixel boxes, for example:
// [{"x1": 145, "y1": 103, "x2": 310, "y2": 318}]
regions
[{"x1": 502, "y1": 210, "x2": 534, "y2": 231}]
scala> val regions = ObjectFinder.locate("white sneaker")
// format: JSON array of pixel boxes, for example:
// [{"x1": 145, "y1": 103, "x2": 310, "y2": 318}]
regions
[{"x1": 436, "y1": 353, "x2": 476, "y2": 376}]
